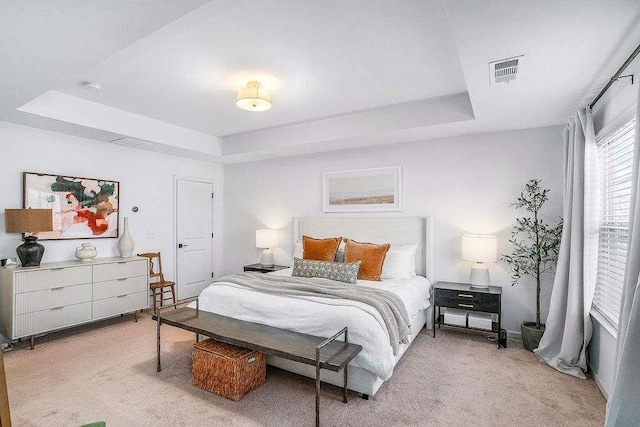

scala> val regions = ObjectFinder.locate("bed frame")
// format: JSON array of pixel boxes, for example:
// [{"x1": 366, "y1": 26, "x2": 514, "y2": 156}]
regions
[{"x1": 265, "y1": 216, "x2": 436, "y2": 397}]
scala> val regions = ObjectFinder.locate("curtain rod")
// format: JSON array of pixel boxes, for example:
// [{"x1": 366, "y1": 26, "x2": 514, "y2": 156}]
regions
[{"x1": 589, "y1": 43, "x2": 640, "y2": 110}]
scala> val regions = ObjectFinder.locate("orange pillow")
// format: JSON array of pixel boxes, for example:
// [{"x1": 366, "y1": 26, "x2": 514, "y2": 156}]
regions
[
  {"x1": 302, "y1": 236, "x2": 342, "y2": 262},
  {"x1": 344, "y1": 239, "x2": 391, "y2": 281}
]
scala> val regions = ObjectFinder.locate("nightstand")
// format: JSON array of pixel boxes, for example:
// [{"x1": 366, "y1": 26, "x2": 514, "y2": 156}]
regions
[
  {"x1": 243, "y1": 263, "x2": 289, "y2": 273},
  {"x1": 433, "y1": 281, "x2": 507, "y2": 348}
]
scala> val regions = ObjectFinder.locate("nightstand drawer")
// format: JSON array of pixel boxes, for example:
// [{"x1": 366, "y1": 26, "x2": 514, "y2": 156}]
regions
[
  {"x1": 436, "y1": 297, "x2": 499, "y2": 313},
  {"x1": 435, "y1": 288, "x2": 499, "y2": 303},
  {"x1": 243, "y1": 264, "x2": 289, "y2": 273}
]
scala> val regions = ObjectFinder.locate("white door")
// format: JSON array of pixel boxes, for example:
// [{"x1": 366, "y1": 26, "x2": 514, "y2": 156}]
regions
[{"x1": 176, "y1": 178, "x2": 213, "y2": 299}]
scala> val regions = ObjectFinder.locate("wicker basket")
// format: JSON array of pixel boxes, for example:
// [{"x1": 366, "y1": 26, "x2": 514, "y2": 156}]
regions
[{"x1": 192, "y1": 339, "x2": 266, "y2": 401}]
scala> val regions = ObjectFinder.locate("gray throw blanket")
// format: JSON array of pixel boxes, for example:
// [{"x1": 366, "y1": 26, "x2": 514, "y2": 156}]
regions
[{"x1": 214, "y1": 272, "x2": 411, "y2": 355}]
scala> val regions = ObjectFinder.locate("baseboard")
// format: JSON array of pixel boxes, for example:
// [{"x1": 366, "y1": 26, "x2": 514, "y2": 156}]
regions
[{"x1": 590, "y1": 365, "x2": 610, "y2": 400}]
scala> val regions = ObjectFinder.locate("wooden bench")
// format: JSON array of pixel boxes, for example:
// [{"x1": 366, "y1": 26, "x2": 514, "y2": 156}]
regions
[{"x1": 154, "y1": 298, "x2": 362, "y2": 427}]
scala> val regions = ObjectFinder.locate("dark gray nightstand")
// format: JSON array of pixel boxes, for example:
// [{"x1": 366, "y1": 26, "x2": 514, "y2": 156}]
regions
[
  {"x1": 243, "y1": 263, "x2": 289, "y2": 273},
  {"x1": 433, "y1": 281, "x2": 507, "y2": 348}
]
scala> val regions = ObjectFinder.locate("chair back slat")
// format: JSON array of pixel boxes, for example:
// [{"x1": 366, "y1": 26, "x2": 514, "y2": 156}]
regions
[{"x1": 137, "y1": 252, "x2": 166, "y2": 282}]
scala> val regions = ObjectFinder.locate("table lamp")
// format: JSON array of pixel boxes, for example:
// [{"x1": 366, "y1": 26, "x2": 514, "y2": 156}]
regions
[
  {"x1": 255, "y1": 229, "x2": 278, "y2": 267},
  {"x1": 461, "y1": 234, "x2": 497, "y2": 288},
  {"x1": 5, "y1": 209, "x2": 53, "y2": 267}
]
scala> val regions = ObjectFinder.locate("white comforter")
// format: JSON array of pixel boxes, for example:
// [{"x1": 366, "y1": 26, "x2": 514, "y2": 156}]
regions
[{"x1": 195, "y1": 268, "x2": 431, "y2": 380}]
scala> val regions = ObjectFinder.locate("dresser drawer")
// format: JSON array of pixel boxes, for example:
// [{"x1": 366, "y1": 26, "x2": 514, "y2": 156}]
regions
[
  {"x1": 93, "y1": 259, "x2": 147, "y2": 282},
  {"x1": 14, "y1": 302, "x2": 92, "y2": 338},
  {"x1": 93, "y1": 276, "x2": 147, "y2": 300},
  {"x1": 92, "y1": 291, "x2": 148, "y2": 320},
  {"x1": 15, "y1": 283, "x2": 92, "y2": 315},
  {"x1": 14, "y1": 266, "x2": 92, "y2": 293}
]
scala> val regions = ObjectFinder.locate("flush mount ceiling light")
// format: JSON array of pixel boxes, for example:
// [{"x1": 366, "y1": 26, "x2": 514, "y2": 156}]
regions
[{"x1": 236, "y1": 81, "x2": 272, "y2": 111}]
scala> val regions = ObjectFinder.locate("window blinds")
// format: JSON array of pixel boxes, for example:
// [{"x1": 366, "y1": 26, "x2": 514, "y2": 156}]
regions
[{"x1": 593, "y1": 117, "x2": 636, "y2": 328}]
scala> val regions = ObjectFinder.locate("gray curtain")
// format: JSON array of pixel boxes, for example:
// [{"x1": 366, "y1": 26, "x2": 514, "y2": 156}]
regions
[
  {"x1": 533, "y1": 109, "x2": 596, "y2": 379},
  {"x1": 605, "y1": 80, "x2": 640, "y2": 426}
]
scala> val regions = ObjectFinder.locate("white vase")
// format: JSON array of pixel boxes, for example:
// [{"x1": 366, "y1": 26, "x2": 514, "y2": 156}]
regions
[
  {"x1": 118, "y1": 217, "x2": 135, "y2": 258},
  {"x1": 75, "y1": 243, "x2": 97, "y2": 262}
]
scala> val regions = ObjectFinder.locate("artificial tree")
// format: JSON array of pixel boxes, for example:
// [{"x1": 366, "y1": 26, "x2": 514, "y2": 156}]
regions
[{"x1": 502, "y1": 179, "x2": 563, "y2": 343}]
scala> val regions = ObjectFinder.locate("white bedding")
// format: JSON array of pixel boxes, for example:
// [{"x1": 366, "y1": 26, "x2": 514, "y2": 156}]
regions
[{"x1": 195, "y1": 268, "x2": 431, "y2": 380}]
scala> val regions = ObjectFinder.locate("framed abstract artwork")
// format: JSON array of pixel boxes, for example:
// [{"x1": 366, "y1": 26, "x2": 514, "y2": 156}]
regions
[
  {"x1": 23, "y1": 172, "x2": 120, "y2": 240},
  {"x1": 322, "y1": 166, "x2": 402, "y2": 212}
]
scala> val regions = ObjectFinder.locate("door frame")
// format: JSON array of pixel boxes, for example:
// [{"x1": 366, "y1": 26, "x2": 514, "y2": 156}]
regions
[{"x1": 173, "y1": 175, "x2": 215, "y2": 299}]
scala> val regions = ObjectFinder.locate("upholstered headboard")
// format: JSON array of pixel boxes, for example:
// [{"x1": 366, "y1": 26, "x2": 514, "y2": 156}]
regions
[{"x1": 292, "y1": 216, "x2": 435, "y2": 283}]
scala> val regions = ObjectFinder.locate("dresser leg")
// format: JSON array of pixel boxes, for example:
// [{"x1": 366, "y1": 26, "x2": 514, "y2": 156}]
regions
[
  {"x1": 30, "y1": 335, "x2": 34, "y2": 350},
  {"x1": 134, "y1": 311, "x2": 138, "y2": 322}
]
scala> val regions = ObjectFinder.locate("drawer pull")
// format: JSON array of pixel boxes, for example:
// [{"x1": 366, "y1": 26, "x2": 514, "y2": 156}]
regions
[
  {"x1": 117, "y1": 294, "x2": 128, "y2": 298},
  {"x1": 117, "y1": 278, "x2": 128, "y2": 281},
  {"x1": 51, "y1": 306, "x2": 64, "y2": 311},
  {"x1": 458, "y1": 293, "x2": 474, "y2": 298},
  {"x1": 117, "y1": 261, "x2": 128, "y2": 264},
  {"x1": 51, "y1": 267, "x2": 65, "y2": 271},
  {"x1": 51, "y1": 286, "x2": 65, "y2": 291},
  {"x1": 458, "y1": 303, "x2": 474, "y2": 309}
]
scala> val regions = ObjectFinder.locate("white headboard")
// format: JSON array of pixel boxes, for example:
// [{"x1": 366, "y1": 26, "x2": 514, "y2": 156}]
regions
[{"x1": 292, "y1": 216, "x2": 435, "y2": 283}]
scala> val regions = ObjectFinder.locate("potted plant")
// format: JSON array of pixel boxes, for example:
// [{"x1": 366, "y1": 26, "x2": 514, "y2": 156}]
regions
[{"x1": 501, "y1": 179, "x2": 563, "y2": 351}]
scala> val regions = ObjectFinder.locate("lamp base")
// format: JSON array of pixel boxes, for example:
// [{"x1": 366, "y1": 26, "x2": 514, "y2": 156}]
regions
[
  {"x1": 469, "y1": 263, "x2": 490, "y2": 288},
  {"x1": 17, "y1": 235, "x2": 45, "y2": 267},
  {"x1": 260, "y1": 249, "x2": 274, "y2": 267}
]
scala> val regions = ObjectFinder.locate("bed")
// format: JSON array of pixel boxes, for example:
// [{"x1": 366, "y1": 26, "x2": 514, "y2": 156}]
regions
[{"x1": 196, "y1": 216, "x2": 435, "y2": 397}]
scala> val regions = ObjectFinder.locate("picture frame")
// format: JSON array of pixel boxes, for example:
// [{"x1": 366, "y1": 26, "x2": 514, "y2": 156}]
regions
[
  {"x1": 322, "y1": 166, "x2": 403, "y2": 212},
  {"x1": 23, "y1": 171, "x2": 120, "y2": 240}
]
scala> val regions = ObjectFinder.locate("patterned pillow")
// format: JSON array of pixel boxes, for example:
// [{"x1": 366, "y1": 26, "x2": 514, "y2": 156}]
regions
[{"x1": 292, "y1": 257, "x2": 360, "y2": 284}]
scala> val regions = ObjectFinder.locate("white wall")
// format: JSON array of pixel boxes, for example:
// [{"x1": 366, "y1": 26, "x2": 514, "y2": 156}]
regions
[
  {"x1": 223, "y1": 126, "x2": 564, "y2": 335},
  {"x1": 0, "y1": 121, "x2": 223, "y2": 293}
]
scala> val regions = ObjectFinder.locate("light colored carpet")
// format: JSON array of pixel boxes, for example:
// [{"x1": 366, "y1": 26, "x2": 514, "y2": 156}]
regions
[{"x1": 4, "y1": 312, "x2": 605, "y2": 426}]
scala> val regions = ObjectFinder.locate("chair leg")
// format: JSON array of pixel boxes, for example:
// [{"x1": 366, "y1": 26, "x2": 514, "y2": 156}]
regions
[
  {"x1": 171, "y1": 285, "x2": 177, "y2": 309},
  {"x1": 152, "y1": 288, "x2": 158, "y2": 314}
]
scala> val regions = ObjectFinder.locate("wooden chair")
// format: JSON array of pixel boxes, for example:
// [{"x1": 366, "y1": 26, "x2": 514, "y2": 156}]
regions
[{"x1": 137, "y1": 252, "x2": 176, "y2": 314}]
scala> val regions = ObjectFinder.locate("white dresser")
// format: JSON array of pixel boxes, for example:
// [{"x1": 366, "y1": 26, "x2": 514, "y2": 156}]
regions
[{"x1": 0, "y1": 257, "x2": 148, "y2": 348}]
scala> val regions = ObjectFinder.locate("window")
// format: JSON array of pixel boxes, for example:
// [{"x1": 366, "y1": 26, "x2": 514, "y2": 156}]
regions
[{"x1": 592, "y1": 116, "x2": 636, "y2": 328}]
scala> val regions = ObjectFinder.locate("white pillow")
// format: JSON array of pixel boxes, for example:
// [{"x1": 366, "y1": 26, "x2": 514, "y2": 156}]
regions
[
  {"x1": 334, "y1": 240, "x2": 346, "y2": 263},
  {"x1": 293, "y1": 240, "x2": 303, "y2": 259},
  {"x1": 381, "y1": 243, "x2": 417, "y2": 279}
]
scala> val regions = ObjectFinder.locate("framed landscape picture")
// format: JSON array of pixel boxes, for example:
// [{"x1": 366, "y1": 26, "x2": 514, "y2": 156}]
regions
[
  {"x1": 23, "y1": 172, "x2": 120, "y2": 240},
  {"x1": 323, "y1": 166, "x2": 402, "y2": 212}
]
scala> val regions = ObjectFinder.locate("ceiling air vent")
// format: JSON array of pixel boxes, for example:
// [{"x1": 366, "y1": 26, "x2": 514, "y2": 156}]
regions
[
  {"x1": 109, "y1": 137, "x2": 155, "y2": 149},
  {"x1": 489, "y1": 55, "x2": 523, "y2": 85}
]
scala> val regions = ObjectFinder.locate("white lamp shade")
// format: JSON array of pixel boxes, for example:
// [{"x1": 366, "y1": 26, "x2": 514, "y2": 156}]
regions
[
  {"x1": 461, "y1": 235, "x2": 498, "y2": 263},
  {"x1": 237, "y1": 81, "x2": 272, "y2": 112},
  {"x1": 256, "y1": 229, "x2": 278, "y2": 249}
]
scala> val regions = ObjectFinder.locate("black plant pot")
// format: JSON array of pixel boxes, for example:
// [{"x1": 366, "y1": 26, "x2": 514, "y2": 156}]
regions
[
  {"x1": 521, "y1": 321, "x2": 545, "y2": 352},
  {"x1": 16, "y1": 235, "x2": 45, "y2": 267}
]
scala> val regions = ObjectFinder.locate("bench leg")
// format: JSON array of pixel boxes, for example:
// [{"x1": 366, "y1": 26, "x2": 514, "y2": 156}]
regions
[
  {"x1": 156, "y1": 312, "x2": 161, "y2": 372},
  {"x1": 315, "y1": 360, "x2": 320, "y2": 427},
  {"x1": 343, "y1": 364, "x2": 348, "y2": 403}
]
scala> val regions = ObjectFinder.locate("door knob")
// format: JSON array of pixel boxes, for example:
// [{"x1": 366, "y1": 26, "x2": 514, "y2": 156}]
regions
[{"x1": 178, "y1": 243, "x2": 189, "y2": 248}]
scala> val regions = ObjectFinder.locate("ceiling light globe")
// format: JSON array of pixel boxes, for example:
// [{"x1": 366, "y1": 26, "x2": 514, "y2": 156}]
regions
[{"x1": 236, "y1": 81, "x2": 272, "y2": 112}]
